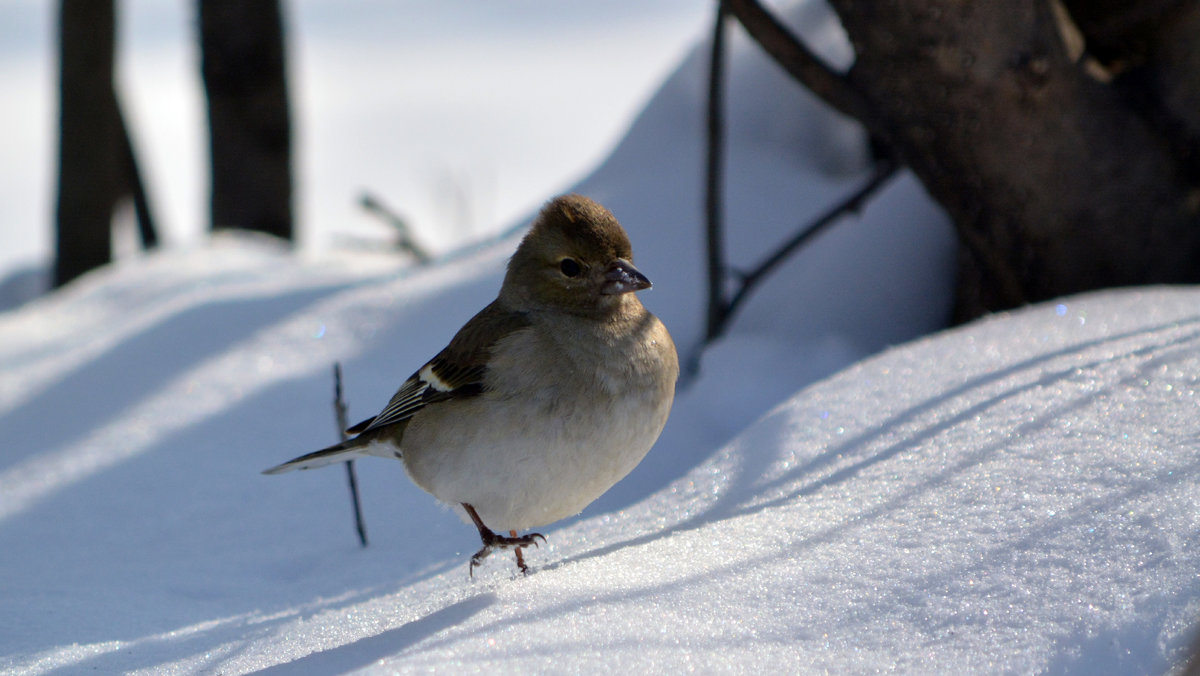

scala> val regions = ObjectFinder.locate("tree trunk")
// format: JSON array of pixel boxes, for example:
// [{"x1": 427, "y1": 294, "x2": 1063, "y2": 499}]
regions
[
  {"x1": 198, "y1": 0, "x2": 293, "y2": 240},
  {"x1": 834, "y1": 2, "x2": 1200, "y2": 320},
  {"x1": 728, "y1": 0, "x2": 1200, "y2": 322},
  {"x1": 55, "y1": 0, "x2": 159, "y2": 287}
]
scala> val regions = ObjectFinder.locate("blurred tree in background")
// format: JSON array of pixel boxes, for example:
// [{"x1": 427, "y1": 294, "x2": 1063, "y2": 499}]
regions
[
  {"x1": 199, "y1": 0, "x2": 293, "y2": 240},
  {"x1": 54, "y1": 0, "x2": 292, "y2": 288},
  {"x1": 54, "y1": 0, "x2": 157, "y2": 288}
]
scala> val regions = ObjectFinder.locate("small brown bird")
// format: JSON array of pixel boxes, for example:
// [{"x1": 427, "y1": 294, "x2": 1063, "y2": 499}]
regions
[{"x1": 264, "y1": 194, "x2": 678, "y2": 575}]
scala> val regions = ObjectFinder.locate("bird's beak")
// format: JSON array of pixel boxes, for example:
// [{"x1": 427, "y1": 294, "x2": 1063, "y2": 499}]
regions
[{"x1": 601, "y1": 259, "x2": 652, "y2": 295}]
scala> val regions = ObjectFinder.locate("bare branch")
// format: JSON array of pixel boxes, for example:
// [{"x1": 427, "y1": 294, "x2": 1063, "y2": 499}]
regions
[
  {"x1": 334, "y1": 362, "x2": 368, "y2": 548},
  {"x1": 695, "y1": 1, "x2": 897, "y2": 365},
  {"x1": 723, "y1": 158, "x2": 899, "y2": 326},
  {"x1": 704, "y1": 2, "x2": 730, "y2": 344},
  {"x1": 724, "y1": 0, "x2": 872, "y2": 124},
  {"x1": 360, "y1": 192, "x2": 433, "y2": 264}
]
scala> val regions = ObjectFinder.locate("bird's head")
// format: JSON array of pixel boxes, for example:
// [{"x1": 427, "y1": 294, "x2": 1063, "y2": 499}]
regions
[{"x1": 503, "y1": 194, "x2": 652, "y2": 317}]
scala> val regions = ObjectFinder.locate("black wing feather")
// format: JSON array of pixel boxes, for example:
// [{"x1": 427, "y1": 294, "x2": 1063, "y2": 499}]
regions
[{"x1": 350, "y1": 301, "x2": 530, "y2": 435}]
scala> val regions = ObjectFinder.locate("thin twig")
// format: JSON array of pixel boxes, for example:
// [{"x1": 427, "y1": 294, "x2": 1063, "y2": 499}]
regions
[
  {"x1": 359, "y1": 192, "x2": 433, "y2": 264},
  {"x1": 704, "y1": 1, "x2": 730, "y2": 345},
  {"x1": 334, "y1": 362, "x2": 368, "y2": 548},
  {"x1": 721, "y1": 158, "x2": 899, "y2": 327},
  {"x1": 692, "y1": 0, "x2": 899, "y2": 367},
  {"x1": 116, "y1": 103, "x2": 158, "y2": 249}
]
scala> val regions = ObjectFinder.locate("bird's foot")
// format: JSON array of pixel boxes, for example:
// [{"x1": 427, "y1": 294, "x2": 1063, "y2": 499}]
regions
[{"x1": 469, "y1": 530, "x2": 546, "y2": 577}]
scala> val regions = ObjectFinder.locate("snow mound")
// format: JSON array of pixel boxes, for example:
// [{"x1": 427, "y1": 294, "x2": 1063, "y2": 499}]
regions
[{"x1": 4, "y1": 249, "x2": 1199, "y2": 672}]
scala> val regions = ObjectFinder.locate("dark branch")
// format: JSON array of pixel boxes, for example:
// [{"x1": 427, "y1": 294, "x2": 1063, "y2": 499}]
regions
[
  {"x1": 704, "y1": 2, "x2": 730, "y2": 344},
  {"x1": 724, "y1": 0, "x2": 872, "y2": 125},
  {"x1": 722, "y1": 158, "x2": 899, "y2": 327},
  {"x1": 117, "y1": 104, "x2": 158, "y2": 250},
  {"x1": 692, "y1": 0, "x2": 897, "y2": 370}
]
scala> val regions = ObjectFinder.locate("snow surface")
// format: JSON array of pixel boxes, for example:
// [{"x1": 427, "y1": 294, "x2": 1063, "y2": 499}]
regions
[
  {"x1": 5, "y1": 1, "x2": 1199, "y2": 673},
  {"x1": 5, "y1": 242, "x2": 1200, "y2": 674}
]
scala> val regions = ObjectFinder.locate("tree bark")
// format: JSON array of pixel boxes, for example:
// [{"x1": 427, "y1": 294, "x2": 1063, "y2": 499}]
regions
[
  {"x1": 728, "y1": 0, "x2": 1200, "y2": 322},
  {"x1": 836, "y1": 2, "x2": 1200, "y2": 320},
  {"x1": 199, "y1": 0, "x2": 293, "y2": 240}
]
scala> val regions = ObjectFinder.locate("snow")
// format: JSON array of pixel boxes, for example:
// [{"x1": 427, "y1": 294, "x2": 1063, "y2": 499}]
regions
[
  {"x1": 5, "y1": 245, "x2": 1200, "y2": 673},
  {"x1": 4, "y1": 1, "x2": 1200, "y2": 673}
]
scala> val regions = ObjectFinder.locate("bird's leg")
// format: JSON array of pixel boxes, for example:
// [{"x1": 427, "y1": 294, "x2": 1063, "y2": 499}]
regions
[
  {"x1": 462, "y1": 503, "x2": 545, "y2": 576},
  {"x1": 510, "y1": 531, "x2": 527, "y2": 571}
]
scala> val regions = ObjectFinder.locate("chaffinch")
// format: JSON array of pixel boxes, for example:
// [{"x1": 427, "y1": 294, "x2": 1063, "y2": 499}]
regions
[{"x1": 265, "y1": 194, "x2": 679, "y2": 575}]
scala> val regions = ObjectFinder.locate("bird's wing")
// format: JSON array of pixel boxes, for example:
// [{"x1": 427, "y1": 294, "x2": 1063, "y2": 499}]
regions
[{"x1": 348, "y1": 300, "x2": 531, "y2": 435}]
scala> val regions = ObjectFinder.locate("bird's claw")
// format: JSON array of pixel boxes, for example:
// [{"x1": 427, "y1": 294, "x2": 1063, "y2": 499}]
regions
[{"x1": 469, "y1": 531, "x2": 545, "y2": 577}]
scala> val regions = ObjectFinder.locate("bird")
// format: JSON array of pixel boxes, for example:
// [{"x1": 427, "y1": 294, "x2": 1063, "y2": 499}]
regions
[{"x1": 264, "y1": 194, "x2": 679, "y2": 576}]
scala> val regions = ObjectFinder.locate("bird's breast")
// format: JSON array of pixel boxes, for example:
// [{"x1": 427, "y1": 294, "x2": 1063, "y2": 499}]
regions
[{"x1": 398, "y1": 317, "x2": 675, "y2": 531}]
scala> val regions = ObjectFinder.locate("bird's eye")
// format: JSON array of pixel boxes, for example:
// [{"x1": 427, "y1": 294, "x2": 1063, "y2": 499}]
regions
[{"x1": 559, "y1": 258, "x2": 582, "y2": 277}]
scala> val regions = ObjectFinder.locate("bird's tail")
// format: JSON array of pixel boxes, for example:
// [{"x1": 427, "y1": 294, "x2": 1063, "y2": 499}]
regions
[{"x1": 262, "y1": 436, "x2": 376, "y2": 475}]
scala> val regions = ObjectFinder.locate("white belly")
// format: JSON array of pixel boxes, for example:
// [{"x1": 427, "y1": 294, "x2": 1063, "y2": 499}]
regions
[{"x1": 399, "y1": 380, "x2": 671, "y2": 531}]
